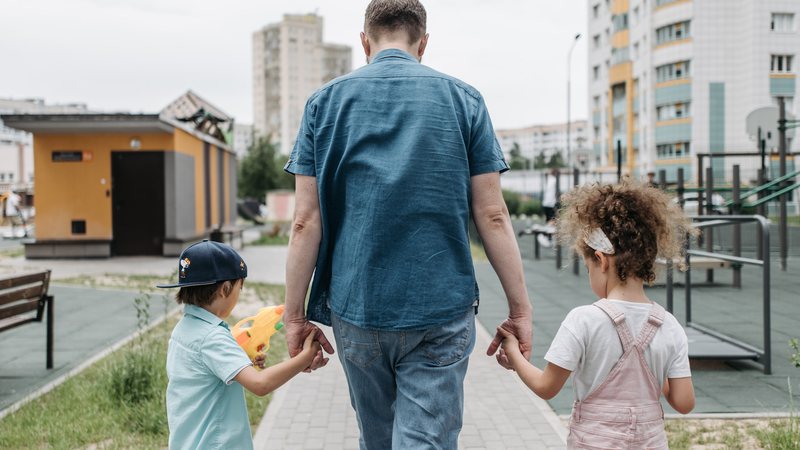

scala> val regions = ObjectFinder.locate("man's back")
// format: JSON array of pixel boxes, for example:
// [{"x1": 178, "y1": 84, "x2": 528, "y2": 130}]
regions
[{"x1": 286, "y1": 49, "x2": 507, "y2": 329}]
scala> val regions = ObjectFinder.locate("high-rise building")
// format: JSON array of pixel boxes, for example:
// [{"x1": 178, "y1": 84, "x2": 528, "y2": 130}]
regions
[
  {"x1": 588, "y1": 0, "x2": 799, "y2": 183},
  {"x1": 252, "y1": 14, "x2": 352, "y2": 155}
]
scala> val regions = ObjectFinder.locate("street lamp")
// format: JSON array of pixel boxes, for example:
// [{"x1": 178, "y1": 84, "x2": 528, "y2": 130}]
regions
[{"x1": 566, "y1": 33, "x2": 581, "y2": 170}]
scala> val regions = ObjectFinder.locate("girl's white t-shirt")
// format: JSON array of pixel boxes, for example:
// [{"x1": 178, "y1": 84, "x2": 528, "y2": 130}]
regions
[{"x1": 544, "y1": 299, "x2": 691, "y2": 401}]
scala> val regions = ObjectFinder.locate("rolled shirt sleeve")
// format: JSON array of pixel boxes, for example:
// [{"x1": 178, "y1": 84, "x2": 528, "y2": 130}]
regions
[
  {"x1": 284, "y1": 98, "x2": 317, "y2": 176},
  {"x1": 468, "y1": 94, "x2": 509, "y2": 176}
]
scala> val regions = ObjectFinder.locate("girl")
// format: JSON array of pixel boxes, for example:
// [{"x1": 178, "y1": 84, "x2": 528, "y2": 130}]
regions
[{"x1": 497, "y1": 182, "x2": 697, "y2": 450}]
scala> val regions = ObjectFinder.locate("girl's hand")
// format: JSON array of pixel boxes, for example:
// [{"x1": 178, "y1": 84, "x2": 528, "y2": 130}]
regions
[
  {"x1": 299, "y1": 330, "x2": 322, "y2": 364},
  {"x1": 497, "y1": 327, "x2": 523, "y2": 369}
]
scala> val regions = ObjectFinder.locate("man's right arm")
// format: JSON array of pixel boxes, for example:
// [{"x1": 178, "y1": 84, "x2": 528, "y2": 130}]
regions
[
  {"x1": 470, "y1": 172, "x2": 533, "y2": 368},
  {"x1": 284, "y1": 174, "x2": 333, "y2": 371}
]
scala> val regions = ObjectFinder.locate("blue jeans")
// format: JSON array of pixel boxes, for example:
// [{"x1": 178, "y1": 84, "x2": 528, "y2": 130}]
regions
[{"x1": 331, "y1": 308, "x2": 476, "y2": 450}]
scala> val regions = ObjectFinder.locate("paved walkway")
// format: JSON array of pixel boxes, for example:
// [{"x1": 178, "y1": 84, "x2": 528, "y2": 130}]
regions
[{"x1": 252, "y1": 323, "x2": 567, "y2": 449}]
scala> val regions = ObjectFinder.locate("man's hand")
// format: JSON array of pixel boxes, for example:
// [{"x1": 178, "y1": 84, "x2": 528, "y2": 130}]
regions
[
  {"x1": 487, "y1": 312, "x2": 532, "y2": 370},
  {"x1": 284, "y1": 318, "x2": 335, "y2": 373}
]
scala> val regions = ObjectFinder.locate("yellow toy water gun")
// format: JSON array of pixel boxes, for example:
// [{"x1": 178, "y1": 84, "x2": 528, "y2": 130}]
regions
[{"x1": 232, "y1": 305, "x2": 285, "y2": 361}]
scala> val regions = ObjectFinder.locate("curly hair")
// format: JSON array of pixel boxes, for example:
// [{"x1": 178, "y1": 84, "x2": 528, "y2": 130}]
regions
[{"x1": 556, "y1": 182, "x2": 697, "y2": 285}]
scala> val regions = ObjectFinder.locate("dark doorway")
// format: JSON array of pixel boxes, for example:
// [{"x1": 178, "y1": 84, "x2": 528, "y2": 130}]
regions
[{"x1": 111, "y1": 151, "x2": 165, "y2": 255}]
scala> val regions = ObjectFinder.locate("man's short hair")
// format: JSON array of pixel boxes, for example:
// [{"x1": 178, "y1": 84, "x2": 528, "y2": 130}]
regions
[{"x1": 364, "y1": 0, "x2": 427, "y2": 44}]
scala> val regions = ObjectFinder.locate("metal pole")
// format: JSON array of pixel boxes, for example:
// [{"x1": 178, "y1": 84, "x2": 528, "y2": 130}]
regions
[
  {"x1": 705, "y1": 167, "x2": 714, "y2": 283},
  {"x1": 658, "y1": 169, "x2": 667, "y2": 190},
  {"x1": 778, "y1": 97, "x2": 788, "y2": 271},
  {"x1": 573, "y1": 167, "x2": 580, "y2": 276},
  {"x1": 697, "y1": 154, "x2": 704, "y2": 210},
  {"x1": 616, "y1": 140, "x2": 622, "y2": 182},
  {"x1": 762, "y1": 216, "x2": 771, "y2": 374},
  {"x1": 677, "y1": 168, "x2": 685, "y2": 210},
  {"x1": 566, "y1": 33, "x2": 581, "y2": 170},
  {"x1": 555, "y1": 172, "x2": 562, "y2": 269},
  {"x1": 685, "y1": 231, "x2": 692, "y2": 325},
  {"x1": 757, "y1": 168, "x2": 765, "y2": 261},
  {"x1": 758, "y1": 127, "x2": 766, "y2": 177},
  {"x1": 732, "y1": 165, "x2": 741, "y2": 288}
]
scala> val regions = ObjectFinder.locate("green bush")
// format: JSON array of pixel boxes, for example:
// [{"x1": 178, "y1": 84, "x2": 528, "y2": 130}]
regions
[
  {"x1": 502, "y1": 190, "x2": 521, "y2": 216},
  {"x1": 520, "y1": 198, "x2": 542, "y2": 217}
]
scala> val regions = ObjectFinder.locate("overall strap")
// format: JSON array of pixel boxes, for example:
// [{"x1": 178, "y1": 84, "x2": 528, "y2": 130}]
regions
[
  {"x1": 592, "y1": 299, "x2": 635, "y2": 353},
  {"x1": 635, "y1": 302, "x2": 666, "y2": 349}
]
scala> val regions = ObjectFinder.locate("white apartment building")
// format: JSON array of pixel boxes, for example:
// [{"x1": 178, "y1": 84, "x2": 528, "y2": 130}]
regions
[
  {"x1": 0, "y1": 98, "x2": 89, "y2": 191},
  {"x1": 252, "y1": 14, "x2": 352, "y2": 155},
  {"x1": 588, "y1": 0, "x2": 800, "y2": 183},
  {"x1": 232, "y1": 123, "x2": 254, "y2": 159},
  {"x1": 496, "y1": 121, "x2": 590, "y2": 169}
]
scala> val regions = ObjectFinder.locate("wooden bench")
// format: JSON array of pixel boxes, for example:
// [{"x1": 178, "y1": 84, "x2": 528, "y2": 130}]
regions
[{"x1": 0, "y1": 270, "x2": 54, "y2": 369}]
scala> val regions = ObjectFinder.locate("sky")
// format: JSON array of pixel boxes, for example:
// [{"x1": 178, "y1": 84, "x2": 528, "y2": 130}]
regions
[{"x1": 0, "y1": 0, "x2": 588, "y2": 130}]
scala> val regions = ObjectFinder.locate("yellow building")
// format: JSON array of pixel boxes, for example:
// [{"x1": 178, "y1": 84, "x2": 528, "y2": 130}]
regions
[{"x1": 2, "y1": 92, "x2": 239, "y2": 258}]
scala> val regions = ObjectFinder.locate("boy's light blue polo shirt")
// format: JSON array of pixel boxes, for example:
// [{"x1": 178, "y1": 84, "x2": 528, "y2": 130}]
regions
[
  {"x1": 166, "y1": 305, "x2": 253, "y2": 450},
  {"x1": 285, "y1": 48, "x2": 509, "y2": 330}
]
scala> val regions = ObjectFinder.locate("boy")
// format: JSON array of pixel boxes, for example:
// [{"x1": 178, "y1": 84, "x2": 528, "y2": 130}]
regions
[{"x1": 157, "y1": 240, "x2": 321, "y2": 450}]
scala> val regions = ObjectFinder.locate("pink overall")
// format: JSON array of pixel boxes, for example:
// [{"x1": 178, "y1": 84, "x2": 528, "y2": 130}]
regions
[{"x1": 567, "y1": 300, "x2": 669, "y2": 450}]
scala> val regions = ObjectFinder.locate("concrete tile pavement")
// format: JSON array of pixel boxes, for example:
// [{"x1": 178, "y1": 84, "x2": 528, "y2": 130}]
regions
[{"x1": 252, "y1": 322, "x2": 567, "y2": 449}]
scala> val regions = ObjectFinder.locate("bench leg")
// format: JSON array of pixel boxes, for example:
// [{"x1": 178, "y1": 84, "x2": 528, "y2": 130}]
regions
[
  {"x1": 47, "y1": 296, "x2": 53, "y2": 370},
  {"x1": 534, "y1": 236, "x2": 540, "y2": 260}
]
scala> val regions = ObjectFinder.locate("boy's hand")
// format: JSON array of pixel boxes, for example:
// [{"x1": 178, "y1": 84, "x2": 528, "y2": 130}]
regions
[
  {"x1": 254, "y1": 353, "x2": 267, "y2": 370},
  {"x1": 284, "y1": 319, "x2": 333, "y2": 372}
]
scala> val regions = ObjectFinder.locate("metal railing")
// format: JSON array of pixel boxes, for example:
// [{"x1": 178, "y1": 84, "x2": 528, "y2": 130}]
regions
[{"x1": 666, "y1": 215, "x2": 772, "y2": 374}]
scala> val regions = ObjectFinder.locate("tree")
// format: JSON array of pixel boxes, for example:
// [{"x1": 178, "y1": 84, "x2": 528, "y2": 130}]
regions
[
  {"x1": 238, "y1": 136, "x2": 294, "y2": 201},
  {"x1": 533, "y1": 151, "x2": 547, "y2": 169},
  {"x1": 508, "y1": 142, "x2": 529, "y2": 170},
  {"x1": 546, "y1": 152, "x2": 566, "y2": 169}
]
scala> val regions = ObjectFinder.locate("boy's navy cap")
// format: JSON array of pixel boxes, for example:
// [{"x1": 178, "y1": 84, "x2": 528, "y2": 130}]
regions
[{"x1": 156, "y1": 240, "x2": 247, "y2": 288}]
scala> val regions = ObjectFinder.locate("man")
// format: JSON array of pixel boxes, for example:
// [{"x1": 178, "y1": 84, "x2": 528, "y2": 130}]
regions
[
  {"x1": 282, "y1": 1, "x2": 532, "y2": 448},
  {"x1": 3, "y1": 191, "x2": 26, "y2": 237},
  {"x1": 539, "y1": 167, "x2": 560, "y2": 247}
]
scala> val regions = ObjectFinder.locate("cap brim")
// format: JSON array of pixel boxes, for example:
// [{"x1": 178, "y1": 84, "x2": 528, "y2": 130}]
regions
[{"x1": 155, "y1": 280, "x2": 219, "y2": 289}]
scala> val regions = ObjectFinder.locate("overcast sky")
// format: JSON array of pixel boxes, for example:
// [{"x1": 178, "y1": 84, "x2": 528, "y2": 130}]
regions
[{"x1": 1, "y1": 0, "x2": 588, "y2": 130}]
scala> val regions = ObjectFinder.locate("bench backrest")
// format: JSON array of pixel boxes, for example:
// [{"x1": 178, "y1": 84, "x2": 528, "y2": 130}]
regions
[{"x1": 0, "y1": 270, "x2": 51, "y2": 329}]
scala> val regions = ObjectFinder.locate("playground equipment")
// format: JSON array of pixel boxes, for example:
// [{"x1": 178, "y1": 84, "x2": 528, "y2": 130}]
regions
[{"x1": 664, "y1": 215, "x2": 772, "y2": 374}]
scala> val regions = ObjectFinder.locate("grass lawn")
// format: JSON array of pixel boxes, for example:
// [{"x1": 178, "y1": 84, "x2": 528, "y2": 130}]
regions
[{"x1": 0, "y1": 280, "x2": 289, "y2": 450}]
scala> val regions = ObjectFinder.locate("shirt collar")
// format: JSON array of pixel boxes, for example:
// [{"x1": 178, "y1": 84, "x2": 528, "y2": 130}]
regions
[
  {"x1": 371, "y1": 48, "x2": 419, "y2": 64},
  {"x1": 184, "y1": 304, "x2": 229, "y2": 329}
]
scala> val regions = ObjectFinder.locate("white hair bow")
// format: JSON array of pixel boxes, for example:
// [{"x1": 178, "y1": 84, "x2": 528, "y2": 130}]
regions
[{"x1": 583, "y1": 228, "x2": 615, "y2": 254}]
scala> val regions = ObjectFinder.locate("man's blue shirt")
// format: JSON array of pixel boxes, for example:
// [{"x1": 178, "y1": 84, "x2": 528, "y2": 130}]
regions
[{"x1": 285, "y1": 48, "x2": 508, "y2": 330}]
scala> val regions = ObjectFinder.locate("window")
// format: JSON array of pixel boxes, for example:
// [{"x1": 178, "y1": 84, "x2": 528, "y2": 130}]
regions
[
  {"x1": 655, "y1": 0, "x2": 677, "y2": 6},
  {"x1": 633, "y1": 42, "x2": 640, "y2": 58},
  {"x1": 772, "y1": 13, "x2": 795, "y2": 32},
  {"x1": 593, "y1": 34, "x2": 601, "y2": 48},
  {"x1": 656, "y1": 60, "x2": 691, "y2": 82},
  {"x1": 612, "y1": 13, "x2": 629, "y2": 32},
  {"x1": 593, "y1": 3, "x2": 600, "y2": 18},
  {"x1": 771, "y1": 54, "x2": 794, "y2": 73},
  {"x1": 656, "y1": 102, "x2": 691, "y2": 121},
  {"x1": 656, "y1": 21, "x2": 691, "y2": 45},
  {"x1": 593, "y1": 95, "x2": 601, "y2": 109},
  {"x1": 657, "y1": 142, "x2": 690, "y2": 158},
  {"x1": 611, "y1": 47, "x2": 630, "y2": 65},
  {"x1": 593, "y1": 65, "x2": 600, "y2": 80}
]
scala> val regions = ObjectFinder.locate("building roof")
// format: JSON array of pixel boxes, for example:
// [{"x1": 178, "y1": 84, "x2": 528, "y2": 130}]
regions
[{"x1": 0, "y1": 91, "x2": 234, "y2": 152}]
